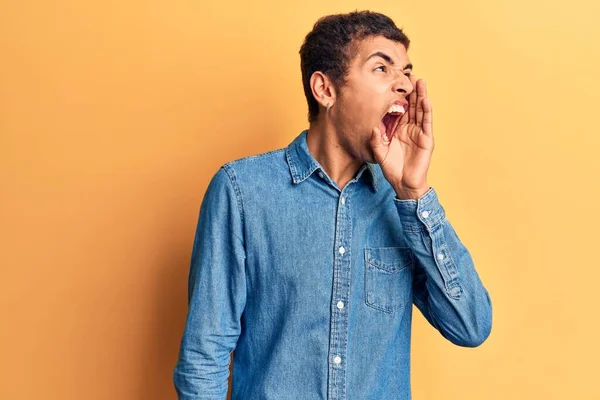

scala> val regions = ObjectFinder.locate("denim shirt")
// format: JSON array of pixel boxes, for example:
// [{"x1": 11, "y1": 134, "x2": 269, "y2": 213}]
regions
[{"x1": 173, "y1": 129, "x2": 493, "y2": 400}]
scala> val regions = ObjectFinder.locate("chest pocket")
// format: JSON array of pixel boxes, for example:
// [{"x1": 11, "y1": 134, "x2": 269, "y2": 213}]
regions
[{"x1": 364, "y1": 246, "x2": 414, "y2": 314}]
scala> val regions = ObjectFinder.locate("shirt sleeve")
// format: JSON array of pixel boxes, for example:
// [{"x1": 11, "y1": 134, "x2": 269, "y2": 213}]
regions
[
  {"x1": 173, "y1": 165, "x2": 247, "y2": 399},
  {"x1": 394, "y1": 187, "x2": 493, "y2": 347}
]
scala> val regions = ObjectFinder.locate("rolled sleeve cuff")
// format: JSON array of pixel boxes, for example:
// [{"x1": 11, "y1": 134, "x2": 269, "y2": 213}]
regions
[{"x1": 393, "y1": 186, "x2": 446, "y2": 232}]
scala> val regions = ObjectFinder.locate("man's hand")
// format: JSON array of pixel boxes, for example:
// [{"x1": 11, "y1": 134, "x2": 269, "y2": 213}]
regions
[{"x1": 370, "y1": 75, "x2": 434, "y2": 199}]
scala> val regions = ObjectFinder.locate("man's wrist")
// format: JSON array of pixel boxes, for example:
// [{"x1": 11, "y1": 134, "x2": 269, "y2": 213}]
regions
[{"x1": 394, "y1": 185, "x2": 430, "y2": 200}]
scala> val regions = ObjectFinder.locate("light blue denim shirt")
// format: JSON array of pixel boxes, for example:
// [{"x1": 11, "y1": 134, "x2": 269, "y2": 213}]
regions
[{"x1": 173, "y1": 129, "x2": 493, "y2": 399}]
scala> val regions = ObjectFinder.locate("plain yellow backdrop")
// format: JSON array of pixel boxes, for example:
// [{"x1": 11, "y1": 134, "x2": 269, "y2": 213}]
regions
[{"x1": 2, "y1": 0, "x2": 599, "y2": 399}]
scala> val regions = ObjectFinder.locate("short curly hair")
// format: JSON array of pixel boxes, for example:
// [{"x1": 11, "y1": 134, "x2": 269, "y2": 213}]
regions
[{"x1": 299, "y1": 10, "x2": 410, "y2": 123}]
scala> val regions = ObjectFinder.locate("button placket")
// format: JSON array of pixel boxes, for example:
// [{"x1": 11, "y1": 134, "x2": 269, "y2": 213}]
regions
[{"x1": 328, "y1": 187, "x2": 352, "y2": 400}]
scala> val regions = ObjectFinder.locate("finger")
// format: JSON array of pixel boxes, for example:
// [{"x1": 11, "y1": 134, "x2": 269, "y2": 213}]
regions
[
  {"x1": 370, "y1": 126, "x2": 390, "y2": 164},
  {"x1": 408, "y1": 74, "x2": 418, "y2": 124},
  {"x1": 399, "y1": 105, "x2": 409, "y2": 126},
  {"x1": 416, "y1": 79, "x2": 427, "y2": 127},
  {"x1": 422, "y1": 98, "x2": 433, "y2": 136}
]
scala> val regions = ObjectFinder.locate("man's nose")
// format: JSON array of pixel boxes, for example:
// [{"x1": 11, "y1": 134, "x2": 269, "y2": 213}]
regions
[{"x1": 392, "y1": 73, "x2": 413, "y2": 95}]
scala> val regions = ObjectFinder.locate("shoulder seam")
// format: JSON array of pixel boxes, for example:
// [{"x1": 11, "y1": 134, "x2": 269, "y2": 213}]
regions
[{"x1": 224, "y1": 148, "x2": 286, "y2": 166}]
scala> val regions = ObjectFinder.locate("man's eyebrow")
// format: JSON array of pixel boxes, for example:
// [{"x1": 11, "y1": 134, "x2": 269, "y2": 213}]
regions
[{"x1": 366, "y1": 51, "x2": 413, "y2": 70}]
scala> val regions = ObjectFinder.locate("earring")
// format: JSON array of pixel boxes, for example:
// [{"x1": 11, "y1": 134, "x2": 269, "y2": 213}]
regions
[{"x1": 327, "y1": 103, "x2": 332, "y2": 113}]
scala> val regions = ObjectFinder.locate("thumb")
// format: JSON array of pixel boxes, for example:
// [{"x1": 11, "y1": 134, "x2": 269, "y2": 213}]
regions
[{"x1": 370, "y1": 126, "x2": 390, "y2": 164}]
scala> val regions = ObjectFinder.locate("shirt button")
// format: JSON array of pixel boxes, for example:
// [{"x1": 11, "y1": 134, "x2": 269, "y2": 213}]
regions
[
  {"x1": 437, "y1": 253, "x2": 444, "y2": 260},
  {"x1": 318, "y1": 171, "x2": 324, "y2": 178},
  {"x1": 421, "y1": 210, "x2": 430, "y2": 218},
  {"x1": 333, "y1": 355, "x2": 341, "y2": 364},
  {"x1": 341, "y1": 196, "x2": 345, "y2": 205},
  {"x1": 337, "y1": 301, "x2": 344, "y2": 309},
  {"x1": 338, "y1": 246, "x2": 345, "y2": 255}
]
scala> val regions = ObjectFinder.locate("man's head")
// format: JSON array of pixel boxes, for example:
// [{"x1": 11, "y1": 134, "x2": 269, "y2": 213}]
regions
[{"x1": 299, "y1": 10, "x2": 415, "y2": 162}]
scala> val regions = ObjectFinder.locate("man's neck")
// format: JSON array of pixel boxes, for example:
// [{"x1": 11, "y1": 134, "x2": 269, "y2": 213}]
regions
[{"x1": 306, "y1": 119, "x2": 364, "y2": 191}]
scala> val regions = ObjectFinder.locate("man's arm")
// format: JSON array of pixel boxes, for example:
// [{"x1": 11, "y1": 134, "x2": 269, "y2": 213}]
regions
[
  {"x1": 394, "y1": 186, "x2": 493, "y2": 347},
  {"x1": 173, "y1": 165, "x2": 247, "y2": 399}
]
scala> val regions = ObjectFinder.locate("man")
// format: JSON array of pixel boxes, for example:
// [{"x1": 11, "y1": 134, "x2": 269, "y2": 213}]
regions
[{"x1": 173, "y1": 10, "x2": 492, "y2": 400}]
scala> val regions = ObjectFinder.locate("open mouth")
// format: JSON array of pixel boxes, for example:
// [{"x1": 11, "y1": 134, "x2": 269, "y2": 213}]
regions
[{"x1": 380, "y1": 103, "x2": 407, "y2": 141}]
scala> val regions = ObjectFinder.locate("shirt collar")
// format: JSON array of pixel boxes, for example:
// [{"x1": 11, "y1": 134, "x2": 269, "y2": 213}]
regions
[{"x1": 285, "y1": 130, "x2": 379, "y2": 192}]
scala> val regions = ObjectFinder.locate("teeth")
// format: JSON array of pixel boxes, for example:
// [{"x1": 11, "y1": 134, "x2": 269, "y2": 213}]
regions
[{"x1": 387, "y1": 104, "x2": 405, "y2": 114}]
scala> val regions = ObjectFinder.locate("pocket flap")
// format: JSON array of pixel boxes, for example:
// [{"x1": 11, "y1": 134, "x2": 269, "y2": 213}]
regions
[{"x1": 365, "y1": 246, "x2": 414, "y2": 272}]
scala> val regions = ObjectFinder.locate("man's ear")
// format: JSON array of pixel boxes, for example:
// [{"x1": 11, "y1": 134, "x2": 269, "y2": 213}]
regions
[{"x1": 309, "y1": 71, "x2": 337, "y2": 109}]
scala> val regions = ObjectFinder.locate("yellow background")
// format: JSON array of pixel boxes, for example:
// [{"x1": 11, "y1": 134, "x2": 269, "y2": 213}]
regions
[{"x1": 2, "y1": 0, "x2": 599, "y2": 398}]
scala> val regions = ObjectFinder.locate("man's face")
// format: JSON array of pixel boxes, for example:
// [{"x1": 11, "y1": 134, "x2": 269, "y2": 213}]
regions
[{"x1": 333, "y1": 35, "x2": 414, "y2": 163}]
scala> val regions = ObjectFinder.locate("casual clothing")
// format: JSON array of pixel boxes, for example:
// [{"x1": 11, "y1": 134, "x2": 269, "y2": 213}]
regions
[{"x1": 173, "y1": 129, "x2": 493, "y2": 399}]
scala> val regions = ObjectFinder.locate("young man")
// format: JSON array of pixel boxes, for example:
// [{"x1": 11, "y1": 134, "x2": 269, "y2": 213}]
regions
[{"x1": 173, "y1": 10, "x2": 492, "y2": 400}]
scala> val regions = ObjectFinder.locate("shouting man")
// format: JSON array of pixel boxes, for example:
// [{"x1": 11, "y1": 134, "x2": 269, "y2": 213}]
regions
[{"x1": 174, "y1": 10, "x2": 493, "y2": 400}]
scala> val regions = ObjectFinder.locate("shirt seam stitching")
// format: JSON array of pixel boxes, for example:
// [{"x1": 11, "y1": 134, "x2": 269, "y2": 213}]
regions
[{"x1": 220, "y1": 164, "x2": 246, "y2": 246}]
